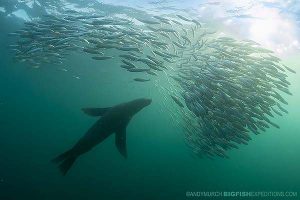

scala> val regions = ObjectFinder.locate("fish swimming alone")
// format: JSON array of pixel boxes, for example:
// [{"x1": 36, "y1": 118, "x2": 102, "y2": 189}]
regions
[
  {"x1": 133, "y1": 78, "x2": 150, "y2": 82},
  {"x1": 171, "y1": 95, "x2": 184, "y2": 108},
  {"x1": 52, "y1": 98, "x2": 152, "y2": 175}
]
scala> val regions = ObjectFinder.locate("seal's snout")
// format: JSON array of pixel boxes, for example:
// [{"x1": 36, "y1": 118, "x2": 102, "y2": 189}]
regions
[{"x1": 144, "y1": 98, "x2": 152, "y2": 106}]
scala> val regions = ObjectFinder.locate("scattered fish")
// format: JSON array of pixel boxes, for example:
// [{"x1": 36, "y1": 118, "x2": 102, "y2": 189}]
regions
[
  {"x1": 134, "y1": 78, "x2": 150, "y2": 82},
  {"x1": 92, "y1": 56, "x2": 113, "y2": 60},
  {"x1": 283, "y1": 65, "x2": 296, "y2": 74},
  {"x1": 146, "y1": 71, "x2": 157, "y2": 76},
  {"x1": 176, "y1": 14, "x2": 192, "y2": 22},
  {"x1": 72, "y1": 75, "x2": 80, "y2": 80},
  {"x1": 171, "y1": 95, "x2": 184, "y2": 108},
  {"x1": 128, "y1": 68, "x2": 150, "y2": 72}
]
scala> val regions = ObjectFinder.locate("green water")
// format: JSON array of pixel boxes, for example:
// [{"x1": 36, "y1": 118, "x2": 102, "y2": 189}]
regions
[{"x1": 1, "y1": 1, "x2": 300, "y2": 200}]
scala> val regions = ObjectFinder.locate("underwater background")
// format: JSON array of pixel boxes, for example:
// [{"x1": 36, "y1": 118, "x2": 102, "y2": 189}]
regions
[{"x1": 0, "y1": 0, "x2": 300, "y2": 199}]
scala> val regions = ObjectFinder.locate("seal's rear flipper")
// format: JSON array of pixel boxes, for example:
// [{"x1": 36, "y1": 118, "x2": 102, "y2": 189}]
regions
[
  {"x1": 115, "y1": 128, "x2": 127, "y2": 158},
  {"x1": 82, "y1": 107, "x2": 111, "y2": 117},
  {"x1": 52, "y1": 150, "x2": 77, "y2": 176},
  {"x1": 58, "y1": 156, "x2": 76, "y2": 176}
]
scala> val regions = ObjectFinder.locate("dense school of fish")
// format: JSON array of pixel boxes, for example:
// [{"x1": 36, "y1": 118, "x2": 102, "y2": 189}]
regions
[
  {"x1": 8, "y1": 9, "x2": 296, "y2": 158},
  {"x1": 173, "y1": 37, "x2": 295, "y2": 159}
]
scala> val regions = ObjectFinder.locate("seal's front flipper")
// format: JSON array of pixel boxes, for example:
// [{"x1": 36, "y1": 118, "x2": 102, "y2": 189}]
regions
[
  {"x1": 82, "y1": 107, "x2": 111, "y2": 117},
  {"x1": 115, "y1": 128, "x2": 127, "y2": 158}
]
